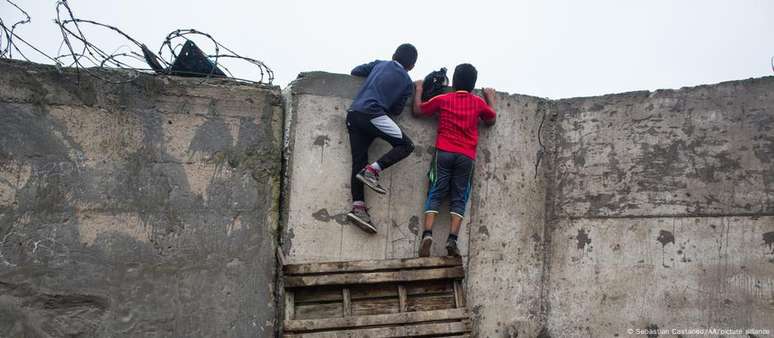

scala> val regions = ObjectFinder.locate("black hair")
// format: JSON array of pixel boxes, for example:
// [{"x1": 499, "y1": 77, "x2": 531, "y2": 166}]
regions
[
  {"x1": 392, "y1": 43, "x2": 417, "y2": 69},
  {"x1": 452, "y1": 63, "x2": 477, "y2": 92}
]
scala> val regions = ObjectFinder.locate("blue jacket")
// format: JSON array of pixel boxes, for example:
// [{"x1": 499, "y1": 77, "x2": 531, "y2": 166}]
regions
[{"x1": 349, "y1": 60, "x2": 413, "y2": 116}]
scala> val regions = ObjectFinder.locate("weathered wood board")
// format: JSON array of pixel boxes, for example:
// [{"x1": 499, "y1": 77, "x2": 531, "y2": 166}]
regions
[{"x1": 282, "y1": 256, "x2": 470, "y2": 337}]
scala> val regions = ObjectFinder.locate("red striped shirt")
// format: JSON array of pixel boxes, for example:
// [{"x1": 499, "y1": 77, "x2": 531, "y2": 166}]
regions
[{"x1": 419, "y1": 91, "x2": 496, "y2": 160}]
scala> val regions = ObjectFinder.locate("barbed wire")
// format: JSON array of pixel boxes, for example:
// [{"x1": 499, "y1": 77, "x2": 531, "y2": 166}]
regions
[
  {"x1": 159, "y1": 29, "x2": 274, "y2": 84},
  {"x1": 49, "y1": 0, "x2": 274, "y2": 84},
  {"x1": 54, "y1": 0, "x2": 163, "y2": 83},
  {"x1": 0, "y1": 0, "x2": 61, "y2": 65}
]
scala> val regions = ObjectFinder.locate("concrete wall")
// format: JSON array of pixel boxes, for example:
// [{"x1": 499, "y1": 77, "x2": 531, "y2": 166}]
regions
[
  {"x1": 282, "y1": 72, "x2": 774, "y2": 337},
  {"x1": 282, "y1": 72, "x2": 548, "y2": 337},
  {"x1": 546, "y1": 78, "x2": 774, "y2": 336},
  {"x1": 2, "y1": 57, "x2": 771, "y2": 337},
  {"x1": 0, "y1": 60, "x2": 283, "y2": 337}
]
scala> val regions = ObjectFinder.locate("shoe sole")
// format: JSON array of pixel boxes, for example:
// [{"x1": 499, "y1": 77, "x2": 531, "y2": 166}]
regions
[
  {"x1": 446, "y1": 245, "x2": 461, "y2": 257},
  {"x1": 418, "y1": 237, "x2": 433, "y2": 257},
  {"x1": 356, "y1": 173, "x2": 387, "y2": 194},
  {"x1": 347, "y1": 212, "x2": 377, "y2": 234}
]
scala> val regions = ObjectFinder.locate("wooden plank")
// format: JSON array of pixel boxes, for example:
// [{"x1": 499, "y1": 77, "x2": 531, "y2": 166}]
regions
[
  {"x1": 342, "y1": 288, "x2": 351, "y2": 317},
  {"x1": 405, "y1": 280, "x2": 454, "y2": 296},
  {"x1": 398, "y1": 285, "x2": 407, "y2": 312},
  {"x1": 294, "y1": 286, "x2": 343, "y2": 304},
  {"x1": 351, "y1": 298, "x2": 399, "y2": 317},
  {"x1": 285, "y1": 291, "x2": 295, "y2": 320},
  {"x1": 285, "y1": 266, "x2": 465, "y2": 288},
  {"x1": 349, "y1": 283, "x2": 398, "y2": 300},
  {"x1": 294, "y1": 302, "x2": 343, "y2": 320},
  {"x1": 284, "y1": 318, "x2": 470, "y2": 337},
  {"x1": 284, "y1": 308, "x2": 469, "y2": 332},
  {"x1": 284, "y1": 256, "x2": 462, "y2": 275},
  {"x1": 453, "y1": 280, "x2": 465, "y2": 308},
  {"x1": 407, "y1": 294, "x2": 456, "y2": 312}
]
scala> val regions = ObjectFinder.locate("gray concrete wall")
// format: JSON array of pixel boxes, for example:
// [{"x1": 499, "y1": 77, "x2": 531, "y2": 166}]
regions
[
  {"x1": 0, "y1": 60, "x2": 283, "y2": 337},
  {"x1": 546, "y1": 77, "x2": 774, "y2": 336},
  {"x1": 3, "y1": 57, "x2": 771, "y2": 337},
  {"x1": 282, "y1": 72, "x2": 548, "y2": 337}
]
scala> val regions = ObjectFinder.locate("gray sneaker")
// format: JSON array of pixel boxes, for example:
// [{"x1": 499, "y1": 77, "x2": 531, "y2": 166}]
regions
[
  {"x1": 347, "y1": 207, "x2": 377, "y2": 234},
  {"x1": 356, "y1": 168, "x2": 387, "y2": 194},
  {"x1": 418, "y1": 235, "x2": 433, "y2": 257},
  {"x1": 446, "y1": 239, "x2": 461, "y2": 257}
]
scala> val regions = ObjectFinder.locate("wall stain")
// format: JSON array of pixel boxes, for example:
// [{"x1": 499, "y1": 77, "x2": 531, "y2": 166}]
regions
[
  {"x1": 313, "y1": 135, "x2": 330, "y2": 164},
  {"x1": 408, "y1": 216, "x2": 420, "y2": 235},
  {"x1": 657, "y1": 230, "x2": 675, "y2": 247},
  {"x1": 482, "y1": 149, "x2": 492, "y2": 164},
  {"x1": 576, "y1": 229, "x2": 591, "y2": 250},
  {"x1": 478, "y1": 226, "x2": 490, "y2": 238},
  {"x1": 311, "y1": 208, "x2": 348, "y2": 225},
  {"x1": 764, "y1": 232, "x2": 774, "y2": 253}
]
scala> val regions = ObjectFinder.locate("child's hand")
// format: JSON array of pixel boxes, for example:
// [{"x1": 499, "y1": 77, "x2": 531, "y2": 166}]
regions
[{"x1": 483, "y1": 88, "x2": 496, "y2": 105}]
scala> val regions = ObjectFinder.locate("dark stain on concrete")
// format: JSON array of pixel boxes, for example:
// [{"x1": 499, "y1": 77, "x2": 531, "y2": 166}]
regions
[
  {"x1": 478, "y1": 226, "x2": 490, "y2": 237},
  {"x1": 657, "y1": 230, "x2": 675, "y2": 247},
  {"x1": 589, "y1": 103, "x2": 604, "y2": 112},
  {"x1": 408, "y1": 216, "x2": 420, "y2": 235},
  {"x1": 576, "y1": 229, "x2": 591, "y2": 250},
  {"x1": 531, "y1": 233, "x2": 541, "y2": 243},
  {"x1": 482, "y1": 149, "x2": 492, "y2": 164},
  {"x1": 0, "y1": 281, "x2": 109, "y2": 336},
  {"x1": 313, "y1": 135, "x2": 330, "y2": 163},
  {"x1": 311, "y1": 208, "x2": 349, "y2": 225},
  {"x1": 764, "y1": 232, "x2": 774, "y2": 253},
  {"x1": 313, "y1": 135, "x2": 330, "y2": 147},
  {"x1": 0, "y1": 105, "x2": 75, "y2": 162},
  {"x1": 187, "y1": 116, "x2": 234, "y2": 157}
]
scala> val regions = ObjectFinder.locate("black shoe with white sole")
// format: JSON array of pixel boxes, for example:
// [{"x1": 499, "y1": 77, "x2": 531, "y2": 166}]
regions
[
  {"x1": 346, "y1": 207, "x2": 377, "y2": 234},
  {"x1": 356, "y1": 168, "x2": 387, "y2": 194}
]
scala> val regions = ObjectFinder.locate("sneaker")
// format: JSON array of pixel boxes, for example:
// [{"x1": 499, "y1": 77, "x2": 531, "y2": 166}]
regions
[
  {"x1": 356, "y1": 167, "x2": 387, "y2": 194},
  {"x1": 346, "y1": 206, "x2": 377, "y2": 234},
  {"x1": 446, "y1": 239, "x2": 461, "y2": 257},
  {"x1": 418, "y1": 235, "x2": 433, "y2": 257}
]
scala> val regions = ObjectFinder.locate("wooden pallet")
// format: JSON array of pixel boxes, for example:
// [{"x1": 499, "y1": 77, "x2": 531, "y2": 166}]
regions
[{"x1": 282, "y1": 256, "x2": 470, "y2": 337}]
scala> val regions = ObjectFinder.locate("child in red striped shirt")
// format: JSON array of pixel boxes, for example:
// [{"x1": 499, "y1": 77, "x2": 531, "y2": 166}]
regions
[{"x1": 412, "y1": 63, "x2": 497, "y2": 257}]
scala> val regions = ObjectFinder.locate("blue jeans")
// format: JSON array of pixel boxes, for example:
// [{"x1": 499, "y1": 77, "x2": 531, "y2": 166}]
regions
[{"x1": 424, "y1": 150, "x2": 474, "y2": 218}]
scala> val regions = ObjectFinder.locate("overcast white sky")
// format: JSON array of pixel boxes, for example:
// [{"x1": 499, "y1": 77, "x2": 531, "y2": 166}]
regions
[{"x1": 4, "y1": 0, "x2": 773, "y2": 98}]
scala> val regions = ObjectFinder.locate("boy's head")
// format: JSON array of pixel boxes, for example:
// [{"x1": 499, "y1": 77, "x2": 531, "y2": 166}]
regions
[
  {"x1": 393, "y1": 43, "x2": 417, "y2": 71},
  {"x1": 452, "y1": 63, "x2": 477, "y2": 92}
]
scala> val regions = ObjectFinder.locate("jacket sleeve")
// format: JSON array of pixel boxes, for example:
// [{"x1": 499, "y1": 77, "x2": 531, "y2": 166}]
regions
[
  {"x1": 351, "y1": 60, "x2": 380, "y2": 77},
  {"x1": 388, "y1": 82, "x2": 414, "y2": 116}
]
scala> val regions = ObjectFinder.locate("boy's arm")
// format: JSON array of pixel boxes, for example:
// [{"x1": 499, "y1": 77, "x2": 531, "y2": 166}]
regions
[
  {"x1": 481, "y1": 88, "x2": 497, "y2": 126},
  {"x1": 412, "y1": 80, "x2": 442, "y2": 117},
  {"x1": 412, "y1": 80, "x2": 424, "y2": 116},
  {"x1": 351, "y1": 60, "x2": 380, "y2": 77}
]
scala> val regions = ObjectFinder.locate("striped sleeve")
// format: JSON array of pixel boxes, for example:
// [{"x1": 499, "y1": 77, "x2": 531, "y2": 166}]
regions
[
  {"x1": 478, "y1": 97, "x2": 496, "y2": 121},
  {"x1": 419, "y1": 94, "x2": 445, "y2": 116}
]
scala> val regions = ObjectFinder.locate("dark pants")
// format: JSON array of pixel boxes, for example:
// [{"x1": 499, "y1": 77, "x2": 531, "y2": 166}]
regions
[
  {"x1": 347, "y1": 110, "x2": 414, "y2": 202},
  {"x1": 424, "y1": 150, "x2": 474, "y2": 217}
]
